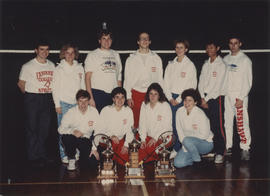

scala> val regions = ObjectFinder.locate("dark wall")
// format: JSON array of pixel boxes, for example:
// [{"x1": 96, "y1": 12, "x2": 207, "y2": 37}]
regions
[{"x1": 1, "y1": 1, "x2": 269, "y2": 181}]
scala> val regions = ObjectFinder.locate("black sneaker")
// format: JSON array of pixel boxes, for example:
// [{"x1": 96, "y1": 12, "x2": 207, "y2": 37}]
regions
[
  {"x1": 241, "y1": 150, "x2": 250, "y2": 161},
  {"x1": 225, "y1": 148, "x2": 232, "y2": 156}
]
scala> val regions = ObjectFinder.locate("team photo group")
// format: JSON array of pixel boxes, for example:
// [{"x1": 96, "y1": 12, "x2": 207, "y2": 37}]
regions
[{"x1": 17, "y1": 28, "x2": 252, "y2": 171}]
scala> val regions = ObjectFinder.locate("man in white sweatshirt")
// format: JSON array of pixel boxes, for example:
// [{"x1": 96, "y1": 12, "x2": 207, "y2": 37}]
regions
[
  {"x1": 223, "y1": 36, "x2": 252, "y2": 160},
  {"x1": 124, "y1": 32, "x2": 163, "y2": 128},
  {"x1": 58, "y1": 90, "x2": 100, "y2": 170},
  {"x1": 17, "y1": 40, "x2": 55, "y2": 168},
  {"x1": 85, "y1": 30, "x2": 122, "y2": 113}
]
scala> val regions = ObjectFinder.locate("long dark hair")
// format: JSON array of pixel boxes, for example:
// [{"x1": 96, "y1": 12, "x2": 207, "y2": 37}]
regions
[{"x1": 144, "y1": 83, "x2": 167, "y2": 104}]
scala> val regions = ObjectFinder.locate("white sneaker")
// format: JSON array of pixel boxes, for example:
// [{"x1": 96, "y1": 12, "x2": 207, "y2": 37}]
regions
[
  {"x1": 214, "y1": 154, "x2": 224, "y2": 164},
  {"x1": 67, "y1": 159, "x2": 76, "y2": 171},
  {"x1": 169, "y1": 150, "x2": 177, "y2": 159},
  {"x1": 75, "y1": 149, "x2": 80, "y2": 161},
  {"x1": 61, "y1": 156, "x2": 68, "y2": 164},
  {"x1": 202, "y1": 152, "x2": 215, "y2": 158}
]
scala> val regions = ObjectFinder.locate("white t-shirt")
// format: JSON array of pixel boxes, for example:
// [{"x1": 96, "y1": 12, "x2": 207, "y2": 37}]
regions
[
  {"x1": 84, "y1": 48, "x2": 122, "y2": 93},
  {"x1": 52, "y1": 59, "x2": 85, "y2": 107},
  {"x1": 139, "y1": 101, "x2": 172, "y2": 142},
  {"x1": 99, "y1": 105, "x2": 134, "y2": 147},
  {"x1": 19, "y1": 58, "x2": 55, "y2": 93}
]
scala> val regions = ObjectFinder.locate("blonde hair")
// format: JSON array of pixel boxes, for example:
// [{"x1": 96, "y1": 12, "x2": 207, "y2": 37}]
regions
[{"x1": 59, "y1": 44, "x2": 79, "y2": 60}]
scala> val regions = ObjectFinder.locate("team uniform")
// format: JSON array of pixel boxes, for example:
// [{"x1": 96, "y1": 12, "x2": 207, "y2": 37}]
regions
[
  {"x1": 19, "y1": 58, "x2": 55, "y2": 161},
  {"x1": 138, "y1": 101, "x2": 172, "y2": 163},
  {"x1": 52, "y1": 59, "x2": 85, "y2": 160},
  {"x1": 124, "y1": 50, "x2": 163, "y2": 128},
  {"x1": 174, "y1": 106, "x2": 213, "y2": 168},
  {"x1": 99, "y1": 105, "x2": 134, "y2": 165},
  {"x1": 84, "y1": 48, "x2": 122, "y2": 113},
  {"x1": 198, "y1": 56, "x2": 226, "y2": 156},
  {"x1": 58, "y1": 105, "x2": 100, "y2": 166},
  {"x1": 164, "y1": 55, "x2": 197, "y2": 151},
  {"x1": 223, "y1": 51, "x2": 252, "y2": 151}
]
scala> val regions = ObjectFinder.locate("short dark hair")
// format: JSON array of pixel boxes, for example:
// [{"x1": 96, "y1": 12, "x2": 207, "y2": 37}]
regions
[
  {"x1": 228, "y1": 34, "x2": 241, "y2": 43},
  {"x1": 76, "y1": 89, "x2": 91, "y2": 101},
  {"x1": 97, "y1": 30, "x2": 113, "y2": 40},
  {"x1": 205, "y1": 40, "x2": 222, "y2": 55},
  {"x1": 144, "y1": 83, "x2": 167, "y2": 104},
  {"x1": 181, "y1": 88, "x2": 201, "y2": 105},
  {"x1": 174, "y1": 39, "x2": 190, "y2": 52},
  {"x1": 35, "y1": 39, "x2": 50, "y2": 49},
  {"x1": 111, "y1": 87, "x2": 128, "y2": 106},
  {"x1": 137, "y1": 32, "x2": 151, "y2": 41}
]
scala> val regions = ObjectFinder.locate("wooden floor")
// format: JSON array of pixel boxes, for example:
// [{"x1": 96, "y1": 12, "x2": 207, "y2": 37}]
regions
[{"x1": 1, "y1": 152, "x2": 269, "y2": 196}]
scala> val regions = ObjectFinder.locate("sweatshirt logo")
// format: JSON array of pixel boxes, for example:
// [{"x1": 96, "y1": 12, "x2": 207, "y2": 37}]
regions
[
  {"x1": 36, "y1": 70, "x2": 53, "y2": 93},
  {"x1": 88, "y1": 121, "x2": 93, "y2": 127},
  {"x1": 181, "y1": 72, "x2": 186, "y2": 78},
  {"x1": 101, "y1": 57, "x2": 117, "y2": 73},
  {"x1": 212, "y1": 71, "x2": 217, "y2": 77},
  {"x1": 123, "y1": 119, "x2": 127, "y2": 125},
  {"x1": 157, "y1": 115, "x2": 162, "y2": 121},
  {"x1": 192, "y1": 124, "x2": 198, "y2": 130},
  {"x1": 151, "y1": 66, "x2": 156, "y2": 72},
  {"x1": 229, "y1": 64, "x2": 238, "y2": 72}
]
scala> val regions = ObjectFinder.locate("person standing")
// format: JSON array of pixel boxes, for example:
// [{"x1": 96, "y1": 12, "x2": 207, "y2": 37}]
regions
[
  {"x1": 85, "y1": 29, "x2": 122, "y2": 113},
  {"x1": 17, "y1": 40, "x2": 55, "y2": 167},
  {"x1": 198, "y1": 40, "x2": 227, "y2": 164},
  {"x1": 124, "y1": 32, "x2": 163, "y2": 128},
  {"x1": 223, "y1": 36, "x2": 252, "y2": 161},
  {"x1": 164, "y1": 40, "x2": 197, "y2": 155},
  {"x1": 52, "y1": 44, "x2": 85, "y2": 164}
]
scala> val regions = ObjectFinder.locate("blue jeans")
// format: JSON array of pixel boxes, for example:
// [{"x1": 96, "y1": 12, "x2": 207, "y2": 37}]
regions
[
  {"x1": 174, "y1": 137, "x2": 213, "y2": 168},
  {"x1": 170, "y1": 93, "x2": 183, "y2": 151},
  {"x1": 57, "y1": 101, "x2": 76, "y2": 159}
]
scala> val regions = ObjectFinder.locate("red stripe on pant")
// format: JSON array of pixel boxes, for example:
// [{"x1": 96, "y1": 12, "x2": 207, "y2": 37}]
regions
[
  {"x1": 131, "y1": 89, "x2": 146, "y2": 128},
  {"x1": 138, "y1": 136, "x2": 162, "y2": 163},
  {"x1": 111, "y1": 138, "x2": 129, "y2": 165},
  {"x1": 236, "y1": 102, "x2": 247, "y2": 144}
]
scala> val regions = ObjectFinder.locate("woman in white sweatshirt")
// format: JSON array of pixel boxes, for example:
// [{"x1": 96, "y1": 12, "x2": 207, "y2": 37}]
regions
[
  {"x1": 138, "y1": 83, "x2": 172, "y2": 163},
  {"x1": 174, "y1": 89, "x2": 213, "y2": 168},
  {"x1": 99, "y1": 87, "x2": 134, "y2": 165},
  {"x1": 52, "y1": 44, "x2": 85, "y2": 163},
  {"x1": 164, "y1": 40, "x2": 197, "y2": 154}
]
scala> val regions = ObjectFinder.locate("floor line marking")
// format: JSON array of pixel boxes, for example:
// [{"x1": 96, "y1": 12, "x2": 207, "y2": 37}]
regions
[
  {"x1": 1, "y1": 178, "x2": 270, "y2": 186},
  {"x1": 141, "y1": 182, "x2": 149, "y2": 196}
]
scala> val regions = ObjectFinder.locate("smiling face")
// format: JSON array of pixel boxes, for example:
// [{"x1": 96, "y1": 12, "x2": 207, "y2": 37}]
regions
[
  {"x1": 184, "y1": 96, "x2": 196, "y2": 112},
  {"x1": 113, "y1": 93, "x2": 125, "y2": 109},
  {"x1": 64, "y1": 47, "x2": 75, "y2": 64},
  {"x1": 228, "y1": 38, "x2": 242, "y2": 55},
  {"x1": 99, "y1": 34, "x2": 112, "y2": 50},
  {"x1": 35, "y1": 45, "x2": 49, "y2": 61},
  {"x1": 175, "y1": 42, "x2": 187, "y2": 57},
  {"x1": 149, "y1": 89, "x2": 159, "y2": 105},
  {"x1": 77, "y1": 97, "x2": 89, "y2": 113},
  {"x1": 137, "y1": 32, "x2": 151, "y2": 50},
  {"x1": 206, "y1": 44, "x2": 219, "y2": 59}
]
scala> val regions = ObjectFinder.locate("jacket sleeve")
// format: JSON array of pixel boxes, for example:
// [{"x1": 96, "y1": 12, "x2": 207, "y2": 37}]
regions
[
  {"x1": 124, "y1": 57, "x2": 136, "y2": 99},
  {"x1": 164, "y1": 64, "x2": 173, "y2": 100},
  {"x1": 198, "y1": 62, "x2": 207, "y2": 99},
  {"x1": 58, "y1": 109, "x2": 74, "y2": 135},
  {"x1": 80, "y1": 66, "x2": 86, "y2": 90},
  {"x1": 194, "y1": 111, "x2": 212, "y2": 140},
  {"x1": 124, "y1": 109, "x2": 134, "y2": 147},
  {"x1": 138, "y1": 103, "x2": 147, "y2": 142},
  {"x1": 52, "y1": 68, "x2": 61, "y2": 108},
  {"x1": 239, "y1": 58, "x2": 252, "y2": 100},
  {"x1": 116, "y1": 53, "x2": 122, "y2": 82}
]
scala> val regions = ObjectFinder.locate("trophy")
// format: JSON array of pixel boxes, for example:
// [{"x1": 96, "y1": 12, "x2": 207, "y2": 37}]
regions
[
  {"x1": 94, "y1": 134, "x2": 118, "y2": 184},
  {"x1": 154, "y1": 131, "x2": 176, "y2": 179},
  {"x1": 124, "y1": 128, "x2": 145, "y2": 180}
]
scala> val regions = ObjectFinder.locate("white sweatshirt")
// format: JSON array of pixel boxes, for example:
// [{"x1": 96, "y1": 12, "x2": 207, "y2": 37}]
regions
[
  {"x1": 99, "y1": 105, "x2": 134, "y2": 147},
  {"x1": 139, "y1": 101, "x2": 172, "y2": 142},
  {"x1": 198, "y1": 56, "x2": 227, "y2": 102},
  {"x1": 124, "y1": 50, "x2": 163, "y2": 99},
  {"x1": 52, "y1": 59, "x2": 85, "y2": 108},
  {"x1": 164, "y1": 56, "x2": 197, "y2": 103},
  {"x1": 84, "y1": 48, "x2": 122, "y2": 93},
  {"x1": 223, "y1": 51, "x2": 252, "y2": 100},
  {"x1": 58, "y1": 105, "x2": 100, "y2": 150},
  {"x1": 19, "y1": 58, "x2": 55, "y2": 93},
  {"x1": 176, "y1": 106, "x2": 213, "y2": 143}
]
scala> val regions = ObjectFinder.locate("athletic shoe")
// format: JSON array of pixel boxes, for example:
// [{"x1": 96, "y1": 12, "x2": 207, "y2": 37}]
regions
[
  {"x1": 214, "y1": 154, "x2": 224, "y2": 164},
  {"x1": 169, "y1": 150, "x2": 177, "y2": 159},
  {"x1": 62, "y1": 156, "x2": 68, "y2": 164},
  {"x1": 241, "y1": 150, "x2": 250, "y2": 161},
  {"x1": 67, "y1": 159, "x2": 76, "y2": 171},
  {"x1": 225, "y1": 148, "x2": 232, "y2": 156},
  {"x1": 202, "y1": 152, "x2": 215, "y2": 158},
  {"x1": 75, "y1": 149, "x2": 80, "y2": 161}
]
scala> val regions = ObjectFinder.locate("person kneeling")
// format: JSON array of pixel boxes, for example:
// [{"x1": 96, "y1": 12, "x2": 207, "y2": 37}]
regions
[
  {"x1": 174, "y1": 89, "x2": 213, "y2": 168},
  {"x1": 139, "y1": 83, "x2": 172, "y2": 163},
  {"x1": 58, "y1": 90, "x2": 100, "y2": 170},
  {"x1": 99, "y1": 87, "x2": 134, "y2": 165}
]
